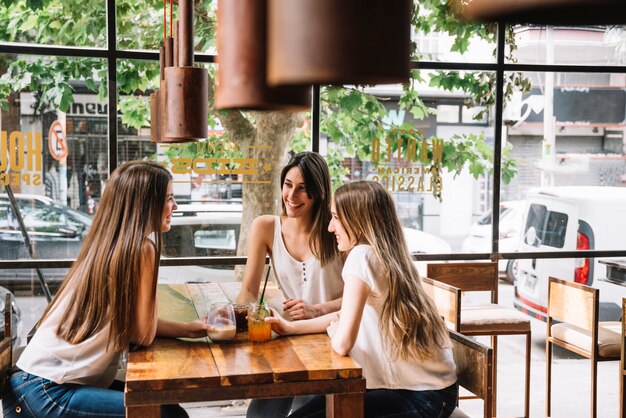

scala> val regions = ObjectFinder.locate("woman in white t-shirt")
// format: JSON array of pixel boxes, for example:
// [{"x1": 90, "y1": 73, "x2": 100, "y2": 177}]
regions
[
  {"x1": 3, "y1": 161, "x2": 210, "y2": 418},
  {"x1": 266, "y1": 180, "x2": 458, "y2": 418}
]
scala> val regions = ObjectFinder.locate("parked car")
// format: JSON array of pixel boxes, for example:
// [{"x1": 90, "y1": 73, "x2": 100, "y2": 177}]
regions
[
  {"x1": 0, "y1": 194, "x2": 92, "y2": 288},
  {"x1": 514, "y1": 186, "x2": 626, "y2": 322},
  {"x1": 461, "y1": 200, "x2": 525, "y2": 283},
  {"x1": 159, "y1": 204, "x2": 453, "y2": 283}
]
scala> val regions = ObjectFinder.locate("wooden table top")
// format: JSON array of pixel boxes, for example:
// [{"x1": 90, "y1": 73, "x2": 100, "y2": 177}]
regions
[{"x1": 125, "y1": 282, "x2": 363, "y2": 407}]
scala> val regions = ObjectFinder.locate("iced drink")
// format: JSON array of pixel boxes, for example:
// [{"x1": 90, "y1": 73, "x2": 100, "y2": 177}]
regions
[
  {"x1": 232, "y1": 303, "x2": 249, "y2": 331},
  {"x1": 208, "y1": 324, "x2": 236, "y2": 341},
  {"x1": 248, "y1": 302, "x2": 272, "y2": 342}
]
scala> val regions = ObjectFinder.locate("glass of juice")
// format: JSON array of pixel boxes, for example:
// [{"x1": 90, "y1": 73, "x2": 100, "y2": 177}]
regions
[
  {"x1": 207, "y1": 302, "x2": 236, "y2": 342},
  {"x1": 247, "y1": 301, "x2": 272, "y2": 342},
  {"x1": 231, "y1": 303, "x2": 249, "y2": 332}
]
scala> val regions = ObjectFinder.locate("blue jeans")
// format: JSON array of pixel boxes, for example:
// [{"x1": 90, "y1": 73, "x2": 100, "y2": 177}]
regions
[
  {"x1": 2, "y1": 370, "x2": 188, "y2": 418},
  {"x1": 287, "y1": 382, "x2": 458, "y2": 418}
]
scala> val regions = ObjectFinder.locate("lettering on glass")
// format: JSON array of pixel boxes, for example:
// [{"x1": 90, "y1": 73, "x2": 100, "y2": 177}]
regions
[
  {"x1": 370, "y1": 130, "x2": 443, "y2": 193},
  {"x1": 0, "y1": 131, "x2": 43, "y2": 186}
]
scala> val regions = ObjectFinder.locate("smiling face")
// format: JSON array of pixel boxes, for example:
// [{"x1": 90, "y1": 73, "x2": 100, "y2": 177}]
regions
[
  {"x1": 328, "y1": 200, "x2": 354, "y2": 252},
  {"x1": 161, "y1": 182, "x2": 177, "y2": 232},
  {"x1": 281, "y1": 167, "x2": 314, "y2": 219}
]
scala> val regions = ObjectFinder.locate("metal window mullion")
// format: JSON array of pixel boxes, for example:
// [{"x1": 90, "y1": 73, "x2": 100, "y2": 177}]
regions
[
  {"x1": 106, "y1": 0, "x2": 117, "y2": 172},
  {"x1": 491, "y1": 22, "x2": 506, "y2": 257},
  {"x1": 311, "y1": 85, "x2": 321, "y2": 152}
]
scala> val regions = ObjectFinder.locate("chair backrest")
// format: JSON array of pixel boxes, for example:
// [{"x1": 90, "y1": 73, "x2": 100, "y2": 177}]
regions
[
  {"x1": 422, "y1": 277, "x2": 461, "y2": 331},
  {"x1": 449, "y1": 329, "x2": 493, "y2": 418},
  {"x1": 0, "y1": 293, "x2": 13, "y2": 395},
  {"x1": 547, "y1": 276, "x2": 598, "y2": 332},
  {"x1": 427, "y1": 262, "x2": 499, "y2": 303}
]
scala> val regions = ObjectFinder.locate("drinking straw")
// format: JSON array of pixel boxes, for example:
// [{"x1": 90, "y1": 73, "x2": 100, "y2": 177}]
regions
[{"x1": 259, "y1": 265, "x2": 272, "y2": 304}]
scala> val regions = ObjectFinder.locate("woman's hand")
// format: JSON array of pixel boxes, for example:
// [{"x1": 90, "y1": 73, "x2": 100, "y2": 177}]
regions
[
  {"x1": 283, "y1": 298, "x2": 321, "y2": 320},
  {"x1": 183, "y1": 319, "x2": 212, "y2": 338},
  {"x1": 265, "y1": 308, "x2": 296, "y2": 335}
]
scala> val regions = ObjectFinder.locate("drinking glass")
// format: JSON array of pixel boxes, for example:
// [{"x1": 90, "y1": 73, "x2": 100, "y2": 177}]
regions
[
  {"x1": 206, "y1": 302, "x2": 236, "y2": 342},
  {"x1": 247, "y1": 301, "x2": 272, "y2": 342},
  {"x1": 231, "y1": 303, "x2": 249, "y2": 331}
]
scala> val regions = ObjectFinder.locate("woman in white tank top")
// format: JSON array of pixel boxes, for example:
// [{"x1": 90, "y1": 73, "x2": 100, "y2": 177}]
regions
[
  {"x1": 240, "y1": 152, "x2": 344, "y2": 418},
  {"x1": 237, "y1": 152, "x2": 343, "y2": 320},
  {"x1": 3, "y1": 161, "x2": 210, "y2": 418}
]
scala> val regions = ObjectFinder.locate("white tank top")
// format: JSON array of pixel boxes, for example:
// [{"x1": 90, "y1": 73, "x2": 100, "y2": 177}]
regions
[
  {"x1": 270, "y1": 216, "x2": 344, "y2": 304},
  {"x1": 18, "y1": 291, "x2": 121, "y2": 388}
]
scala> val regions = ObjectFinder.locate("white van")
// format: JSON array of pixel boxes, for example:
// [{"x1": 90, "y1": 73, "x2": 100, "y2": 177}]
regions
[{"x1": 513, "y1": 186, "x2": 626, "y2": 322}]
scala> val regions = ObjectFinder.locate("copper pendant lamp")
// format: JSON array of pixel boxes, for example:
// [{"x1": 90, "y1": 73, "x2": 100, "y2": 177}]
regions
[
  {"x1": 214, "y1": 0, "x2": 311, "y2": 111},
  {"x1": 150, "y1": 0, "x2": 208, "y2": 143},
  {"x1": 267, "y1": 0, "x2": 412, "y2": 86},
  {"x1": 452, "y1": 0, "x2": 626, "y2": 25}
]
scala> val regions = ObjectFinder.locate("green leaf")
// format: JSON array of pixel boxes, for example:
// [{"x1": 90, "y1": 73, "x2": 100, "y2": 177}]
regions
[{"x1": 19, "y1": 14, "x2": 38, "y2": 32}]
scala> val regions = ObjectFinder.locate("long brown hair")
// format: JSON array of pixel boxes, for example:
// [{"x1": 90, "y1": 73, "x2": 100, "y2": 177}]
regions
[
  {"x1": 280, "y1": 152, "x2": 338, "y2": 266},
  {"x1": 39, "y1": 161, "x2": 172, "y2": 351},
  {"x1": 334, "y1": 180, "x2": 450, "y2": 361}
]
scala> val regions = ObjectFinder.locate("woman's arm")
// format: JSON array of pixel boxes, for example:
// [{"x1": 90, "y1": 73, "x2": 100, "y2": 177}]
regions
[
  {"x1": 131, "y1": 241, "x2": 211, "y2": 346},
  {"x1": 265, "y1": 310, "x2": 339, "y2": 335},
  {"x1": 236, "y1": 216, "x2": 274, "y2": 304},
  {"x1": 156, "y1": 318, "x2": 210, "y2": 338},
  {"x1": 328, "y1": 275, "x2": 369, "y2": 356},
  {"x1": 283, "y1": 297, "x2": 343, "y2": 319},
  {"x1": 129, "y1": 241, "x2": 159, "y2": 346}
]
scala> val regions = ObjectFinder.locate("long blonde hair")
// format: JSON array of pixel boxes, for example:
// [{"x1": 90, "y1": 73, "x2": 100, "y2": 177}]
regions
[
  {"x1": 280, "y1": 152, "x2": 339, "y2": 266},
  {"x1": 334, "y1": 180, "x2": 450, "y2": 361},
  {"x1": 39, "y1": 161, "x2": 171, "y2": 351}
]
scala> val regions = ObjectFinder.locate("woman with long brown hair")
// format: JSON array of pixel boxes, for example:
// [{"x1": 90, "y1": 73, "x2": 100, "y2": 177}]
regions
[
  {"x1": 2, "y1": 161, "x2": 209, "y2": 418},
  {"x1": 240, "y1": 152, "x2": 344, "y2": 418},
  {"x1": 266, "y1": 180, "x2": 458, "y2": 418},
  {"x1": 237, "y1": 151, "x2": 343, "y2": 319}
]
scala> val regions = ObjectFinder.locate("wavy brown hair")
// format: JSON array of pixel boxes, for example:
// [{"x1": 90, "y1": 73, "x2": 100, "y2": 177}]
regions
[
  {"x1": 334, "y1": 180, "x2": 450, "y2": 361},
  {"x1": 38, "y1": 161, "x2": 172, "y2": 352},
  {"x1": 280, "y1": 152, "x2": 338, "y2": 266}
]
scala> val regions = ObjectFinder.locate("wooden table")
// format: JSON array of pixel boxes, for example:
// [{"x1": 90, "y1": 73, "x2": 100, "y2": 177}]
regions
[{"x1": 124, "y1": 282, "x2": 365, "y2": 417}]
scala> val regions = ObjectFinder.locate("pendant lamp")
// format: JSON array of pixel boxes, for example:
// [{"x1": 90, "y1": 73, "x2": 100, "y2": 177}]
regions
[
  {"x1": 267, "y1": 0, "x2": 411, "y2": 86},
  {"x1": 163, "y1": 0, "x2": 208, "y2": 142},
  {"x1": 452, "y1": 0, "x2": 626, "y2": 25},
  {"x1": 214, "y1": 0, "x2": 311, "y2": 111},
  {"x1": 150, "y1": 0, "x2": 208, "y2": 143}
]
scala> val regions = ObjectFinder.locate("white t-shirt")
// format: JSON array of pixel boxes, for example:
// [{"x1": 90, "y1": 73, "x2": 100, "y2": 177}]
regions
[
  {"x1": 271, "y1": 216, "x2": 344, "y2": 304},
  {"x1": 17, "y1": 291, "x2": 121, "y2": 388},
  {"x1": 343, "y1": 245, "x2": 457, "y2": 390}
]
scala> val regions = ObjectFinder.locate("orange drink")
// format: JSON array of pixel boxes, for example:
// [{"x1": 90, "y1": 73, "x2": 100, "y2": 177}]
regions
[{"x1": 247, "y1": 302, "x2": 271, "y2": 342}]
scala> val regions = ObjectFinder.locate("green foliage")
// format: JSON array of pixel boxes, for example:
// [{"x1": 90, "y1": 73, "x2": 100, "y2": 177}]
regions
[
  {"x1": 119, "y1": 96, "x2": 150, "y2": 130},
  {"x1": 0, "y1": 0, "x2": 523, "y2": 201}
]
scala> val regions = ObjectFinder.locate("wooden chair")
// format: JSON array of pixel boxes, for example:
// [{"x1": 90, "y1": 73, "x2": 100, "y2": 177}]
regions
[
  {"x1": 427, "y1": 262, "x2": 531, "y2": 418},
  {"x1": 422, "y1": 276, "x2": 461, "y2": 331},
  {"x1": 621, "y1": 298, "x2": 626, "y2": 418},
  {"x1": 448, "y1": 329, "x2": 493, "y2": 418},
  {"x1": 546, "y1": 277, "x2": 621, "y2": 418},
  {"x1": 0, "y1": 293, "x2": 13, "y2": 395}
]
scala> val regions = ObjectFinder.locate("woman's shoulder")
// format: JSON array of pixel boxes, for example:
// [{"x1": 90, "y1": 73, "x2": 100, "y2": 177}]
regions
[
  {"x1": 141, "y1": 238, "x2": 157, "y2": 260},
  {"x1": 347, "y1": 244, "x2": 374, "y2": 259},
  {"x1": 251, "y1": 214, "x2": 276, "y2": 229}
]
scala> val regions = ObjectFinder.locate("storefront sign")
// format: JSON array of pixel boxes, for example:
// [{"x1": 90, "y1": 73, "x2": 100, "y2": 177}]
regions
[
  {"x1": 48, "y1": 120, "x2": 68, "y2": 161},
  {"x1": 0, "y1": 131, "x2": 43, "y2": 186},
  {"x1": 370, "y1": 129, "x2": 444, "y2": 194}
]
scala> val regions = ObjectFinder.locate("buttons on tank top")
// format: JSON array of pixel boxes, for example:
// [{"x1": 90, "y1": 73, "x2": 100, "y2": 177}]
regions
[{"x1": 302, "y1": 262, "x2": 306, "y2": 282}]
